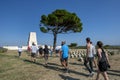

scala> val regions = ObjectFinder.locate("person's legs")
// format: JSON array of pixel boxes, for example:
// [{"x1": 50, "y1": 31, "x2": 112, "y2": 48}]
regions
[
  {"x1": 31, "y1": 53, "x2": 33, "y2": 61},
  {"x1": 46, "y1": 54, "x2": 48, "y2": 64},
  {"x1": 40, "y1": 52, "x2": 43, "y2": 57},
  {"x1": 96, "y1": 70, "x2": 100, "y2": 80},
  {"x1": 93, "y1": 57, "x2": 97, "y2": 68},
  {"x1": 44, "y1": 54, "x2": 48, "y2": 65},
  {"x1": 61, "y1": 58, "x2": 68, "y2": 69},
  {"x1": 44, "y1": 55, "x2": 47, "y2": 65},
  {"x1": 18, "y1": 52, "x2": 21, "y2": 57},
  {"x1": 84, "y1": 58, "x2": 92, "y2": 73},
  {"x1": 66, "y1": 59, "x2": 68, "y2": 67},
  {"x1": 33, "y1": 57, "x2": 36, "y2": 62},
  {"x1": 56, "y1": 50, "x2": 58, "y2": 56},
  {"x1": 102, "y1": 72, "x2": 109, "y2": 80},
  {"x1": 61, "y1": 60, "x2": 66, "y2": 67},
  {"x1": 89, "y1": 57, "x2": 94, "y2": 72},
  {"x1": 65, "y1": 57, "x2": 69, "y2": 73},
  {"x1": 93, "y1": 54, "x2": 97, "y2": 68},
  {"x1": 50, "y1": 51, "x2": 52, "y2": 56},
  {"x1": 61, "y1": 60, "x2": 68, "y2": 73},
  {"x1": 61, "y1": 61, "x2": 65, "y2": 70},
  {"x1": 33, "y1": 54, "x2": 36, "y2": 62},
  {"x1": 64, "y1": 57, "x2": 68, "y2": 68}
]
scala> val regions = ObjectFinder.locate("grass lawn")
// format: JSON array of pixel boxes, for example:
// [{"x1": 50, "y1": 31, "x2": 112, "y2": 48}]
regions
[
  {"x1": 0, "y1": 50, "x2": 120, "y2": 80},
  {"x1": 0, "y1": 50, "x2": 47, "y2": 80}
]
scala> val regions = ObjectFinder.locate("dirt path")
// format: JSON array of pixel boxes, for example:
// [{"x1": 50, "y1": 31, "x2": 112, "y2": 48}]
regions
[{"x1": 36, "y1": 54, "x2": 120, "y2": 80}]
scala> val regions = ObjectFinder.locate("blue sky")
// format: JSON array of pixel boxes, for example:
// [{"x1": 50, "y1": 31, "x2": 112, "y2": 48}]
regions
[{"x1": 0, "y1": 0, "x2": 120, "y2": 46}]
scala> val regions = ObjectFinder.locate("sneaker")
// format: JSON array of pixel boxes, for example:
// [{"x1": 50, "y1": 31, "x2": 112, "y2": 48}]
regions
[
  {"x1": 92, "y1": 72, "x2": 94, "y2": 75},
  {"x1": 66, "y1": 68, "x2": 69, "y2": 73},
  {"x1": 88, "y1": 72, "x2": 94, "y2": 77}
]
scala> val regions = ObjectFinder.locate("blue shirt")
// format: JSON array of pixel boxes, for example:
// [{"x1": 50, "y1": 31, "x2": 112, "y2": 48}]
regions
[{"x1": 62, "y1": 44, "x2": 69, "y2": 58}]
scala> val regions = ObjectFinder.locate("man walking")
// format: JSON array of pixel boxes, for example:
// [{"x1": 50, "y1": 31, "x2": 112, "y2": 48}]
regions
[
  {"x1": 61, "y1": 41, "x2": 69, "y2": 72},
  {"x1": 84, "y1": 37, "x2": 94, "y2": 76},
  {"x1": 31, "y1": 42, "x2": 38, "y2": 62}
]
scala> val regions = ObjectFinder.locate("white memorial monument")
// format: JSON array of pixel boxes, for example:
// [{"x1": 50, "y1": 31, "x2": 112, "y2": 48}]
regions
[
  {"x1": 3, "y1": 32, "x2": 38, "y2": 50},
  {"x1": 28, "y1": 32, "x2": 38, "y2": 46}
]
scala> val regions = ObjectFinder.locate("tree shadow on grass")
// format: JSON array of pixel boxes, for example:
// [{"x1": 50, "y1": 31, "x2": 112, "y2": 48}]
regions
[
  {"x1": 59, "y1": 74, "x2": 80, "y2": 80},
  {"x1": 44, "y1": 63, "x2": 88, "y2": 77},
  {"x1": 69, "y1": 62, "x2": 84, "y2": 66},
  {"x1": 23, "y1": 59, "x2": 88, "y2": 77},
  {"x1": 108, "y1": 69, "x2": 120, "y2": 73},
  {"x1": 23, "y1": 59, "x2": 44, "y2": 66},
  {"x1": 107, "y1": 69, "x2": 120, "y2": 76},
  {"x1": 47, "y1": 62, "x2": 62, "y2": 67},
  {"x1": 68, "y1": 69, "x2": 88, "y2": 77}
]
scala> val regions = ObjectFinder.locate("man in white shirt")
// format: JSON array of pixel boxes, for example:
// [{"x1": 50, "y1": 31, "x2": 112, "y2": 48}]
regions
[
  {"x1": 84, "y1": 37, "x2": 94, "y2": 76},
  {"x1": 31, "y1": 43, "x2": 38, "y2": 62}
]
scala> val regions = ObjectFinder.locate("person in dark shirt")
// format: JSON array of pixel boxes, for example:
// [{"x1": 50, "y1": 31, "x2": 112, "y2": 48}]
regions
[
  {"x1": 44, "y1": 45, "x2": 49, "y2": 66},
  {"x1": 96, "y1": 41, "x2": 110, "y2": 80},
  {"x1": 38, "y1": 46, "x2": 43, "y2": 57}
]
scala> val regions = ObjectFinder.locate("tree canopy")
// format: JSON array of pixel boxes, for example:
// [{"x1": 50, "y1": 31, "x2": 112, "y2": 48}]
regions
[
  {"x1": 68, "y1": 43, "x2": 78, "y2": 47},
  {"x1": 40, "y1": 9, "x2": 83, "y2": 51}
]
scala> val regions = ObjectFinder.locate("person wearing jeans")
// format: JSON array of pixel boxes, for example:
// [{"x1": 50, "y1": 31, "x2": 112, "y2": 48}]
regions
[
  {"x1": 84, "y1": 37, "x2": 94, "y2": 76},
  {"x1": 84, "y1": 57, "x2": 94, "y2": 73}
]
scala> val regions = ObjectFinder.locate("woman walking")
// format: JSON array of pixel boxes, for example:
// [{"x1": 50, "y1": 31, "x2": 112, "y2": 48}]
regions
[{"x1": 96, "y1": 41, "x2": 110, "y2": 80}]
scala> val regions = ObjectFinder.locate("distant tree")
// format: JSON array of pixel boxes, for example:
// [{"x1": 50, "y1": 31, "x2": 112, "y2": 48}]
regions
[
  {"x1": 40, "y1": 9, "x2": 83, "y2": 51},
  {"x1": 104, "y1": 45, "x2": 110, "y2": 49},
  {"x1": 77, "y1": 46, "x2": 86, "y2": 49},
  {"x1": 69, "y1": 43, "x2": 78, "y2": 47},
  {"x1": 0, "y1": 47, "x2": 8, "y2": 53}
]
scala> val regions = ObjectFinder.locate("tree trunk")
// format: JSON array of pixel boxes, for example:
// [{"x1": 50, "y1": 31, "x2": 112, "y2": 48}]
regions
[{"x1": 53, "y1": 33, "x2": 57, "y2": 52}]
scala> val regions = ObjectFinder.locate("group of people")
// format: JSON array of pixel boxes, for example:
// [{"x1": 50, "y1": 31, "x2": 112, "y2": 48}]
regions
[
  {"x1": 85, "y1": 37, "x2": 110, "y2": 80},
  {"x1": 18, "y1": 37, "x2": 110, "y2": 80},
  {"x1": 26, "y1": 41, "x2": 69, "y2": 69},
  {"x1": 29, "y1": 43, "x2": 49, "y2": 65}
]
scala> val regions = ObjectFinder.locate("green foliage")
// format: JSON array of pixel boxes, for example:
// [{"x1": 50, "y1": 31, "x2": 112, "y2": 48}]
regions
[
  {"x1": 77, "y1": 46, "x2": 86, "y2": 49},
  {"x1": 40, "y1": 9, "x2": 82, "y2": 33},
  {"x1": 104, "y1": 45, "x2": 120, "y2": 49},
  {"x1": 0, "y1": 47, "x2": 8, "y2": 53},
  {"x1": 69, "y1": 43, "x2": 78, "y2": 48},
  {"x1": 40, "y1": 27, "x2": 48, "y2": 33},
  {"x1": 109, "y1": 51, "x2": 115, "y2": 55},
  {"x1": 40, "y1": 9, "x2": 83, "y2": 51},
  {"x1": 104, "y1": 45, "x2": 110, "y2": 49}
]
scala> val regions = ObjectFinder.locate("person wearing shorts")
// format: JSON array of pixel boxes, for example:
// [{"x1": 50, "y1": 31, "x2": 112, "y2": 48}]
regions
[
  {"x1": 96, "y1": 41, "x2": 110, "y2": 80},
  {"x1": 31, "y1": 43, "x2": 38, "y2": 62},
  {"x1": 61, "y1": 41, "x2": 69, "y2": 72}
]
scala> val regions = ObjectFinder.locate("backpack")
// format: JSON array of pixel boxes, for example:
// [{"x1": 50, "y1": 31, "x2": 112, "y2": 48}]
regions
[{"x1": 98, "y1": 49, "x2": 110, "y2": 71}]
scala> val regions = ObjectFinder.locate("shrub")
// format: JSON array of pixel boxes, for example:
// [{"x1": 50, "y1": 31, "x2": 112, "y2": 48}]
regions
[
  {"x1": 109, "y1": 51, "x2": 115, "y2": 55},
  {"x1": 0, "y1": 47, "x2": 8, "y2": 53}
]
